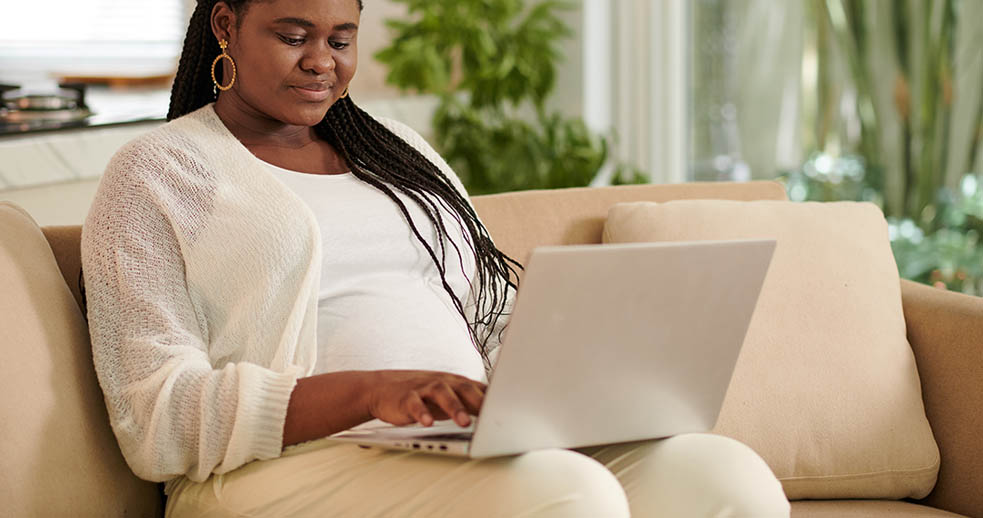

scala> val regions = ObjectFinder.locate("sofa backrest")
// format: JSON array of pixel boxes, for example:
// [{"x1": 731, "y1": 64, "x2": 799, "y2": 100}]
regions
[
  {"x1": 0, "y1": 201, "x2": 162, "y2": 517},
  {"x1": 41, "y1": 181, "x2": 789, "y2": 315},
  {"x1": 471, "y1": 181, "x2": 788, "y2": 270}
]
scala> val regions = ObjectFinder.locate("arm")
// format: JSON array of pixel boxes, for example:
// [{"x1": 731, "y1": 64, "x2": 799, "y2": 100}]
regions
[
  {"x1": 82, "y1": 160, "x2": 299, "y2": 482},
  {"x1": 902, "y1": 279, "x2": 983, "y2": 518},
  {"x1": 84, "y1": 155, "x2": 487, "y2": 480}
]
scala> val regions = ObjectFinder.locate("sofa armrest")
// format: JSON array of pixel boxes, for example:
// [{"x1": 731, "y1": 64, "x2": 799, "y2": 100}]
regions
[{"x1": 902, "y1": 279, "x2": 983, "y2": 517}]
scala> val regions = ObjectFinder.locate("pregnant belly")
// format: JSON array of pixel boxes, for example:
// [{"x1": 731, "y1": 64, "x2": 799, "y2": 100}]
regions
[{"x1": 312, "y1": 281, "x2": 486, "y2": 382}]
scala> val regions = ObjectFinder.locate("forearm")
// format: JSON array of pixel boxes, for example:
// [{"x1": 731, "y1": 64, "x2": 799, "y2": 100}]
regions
[{"x1": 282, "y1": 370, "x2": 376, "y2": 448}]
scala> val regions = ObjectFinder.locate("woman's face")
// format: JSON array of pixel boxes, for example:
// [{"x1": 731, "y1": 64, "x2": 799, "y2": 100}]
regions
[{"x1": 212, "y1": 0, "x2": 360, "y2": 127}]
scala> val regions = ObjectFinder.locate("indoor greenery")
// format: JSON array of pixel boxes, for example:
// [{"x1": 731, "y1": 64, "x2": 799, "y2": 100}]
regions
[
  {"x1": 784, "y1": 0, "x2": 983, "y2": 293},
  {"x1": 781, "y1": 154, "x2": 983, "y2": 294},
  {"x1": 888, "y1": 175, "x2": 983, "y2": 293},
  {"x1": 375, "y1": 0, "x2": 629, "y2": 194}
]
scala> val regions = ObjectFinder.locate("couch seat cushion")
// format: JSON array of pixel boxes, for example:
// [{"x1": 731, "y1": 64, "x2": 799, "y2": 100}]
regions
[
  {"x1": 791, "y1": 500, "x2": 967, "y2": 518},
  {"x1": 603, "y1": 200, "x2": 939, "y2": 500}
]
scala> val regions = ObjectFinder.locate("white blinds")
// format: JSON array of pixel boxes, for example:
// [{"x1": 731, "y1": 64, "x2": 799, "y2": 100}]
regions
[
  {"x1": 0, "y1": 0, "x2": 188, "y2": 81},
  {"x1": 2, "y1": 0, "x2": 184, "y2": 42}
]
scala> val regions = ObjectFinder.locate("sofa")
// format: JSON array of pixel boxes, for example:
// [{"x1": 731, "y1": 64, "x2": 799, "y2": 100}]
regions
[{"x1": 2, "y1": 180, "x2": 980, "y2": 517}]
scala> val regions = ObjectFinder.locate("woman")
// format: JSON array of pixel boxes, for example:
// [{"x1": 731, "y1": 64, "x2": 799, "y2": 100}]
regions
[{"x1": 81, "y1": 0, "x2": 791, "y2": 516}]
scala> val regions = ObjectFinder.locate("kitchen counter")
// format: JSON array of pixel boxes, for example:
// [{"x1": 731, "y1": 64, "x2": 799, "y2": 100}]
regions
[
  {"x1": 0, "y1": 85, "x2": 167, "y2": 189},
  {"x1": 0, "y1": 121, "x2": 163, "y2": 190},
  {"x1": 0, "y1": 85, "x2": 169, "y2": 136}
]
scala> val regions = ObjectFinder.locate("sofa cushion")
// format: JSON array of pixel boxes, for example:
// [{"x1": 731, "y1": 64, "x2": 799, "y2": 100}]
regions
[
  {"x1": 602, "y1": 200, "x2": 939, "y2": 500},
  {"x1": 791, "y1": 500, "x2": 967, "y2": 518},
  {"x1": 0, "y1": 201, "x2": 161, "y2": 517}
]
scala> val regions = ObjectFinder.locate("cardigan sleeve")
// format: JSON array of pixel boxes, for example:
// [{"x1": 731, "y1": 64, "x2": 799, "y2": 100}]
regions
[
  {"x1": 375, "y1": 117, "x2": 517, "y2": 376},
  {"x1": 81, "y1": 143, "x2": 299, "y2": 483}
]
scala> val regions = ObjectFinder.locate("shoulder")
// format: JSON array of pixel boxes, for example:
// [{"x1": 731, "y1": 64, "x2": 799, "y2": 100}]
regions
[
  {"x1": 104, "y1": 105, "x2": 221, "y2": 184},
  {"x1": 94, "y1": 105, "x2": 226, "y2": 233}
]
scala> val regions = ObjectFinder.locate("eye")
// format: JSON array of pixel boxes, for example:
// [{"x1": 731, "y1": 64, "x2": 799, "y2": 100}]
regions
[
  {"x1": 329, "y1": 40, "x2": 351, "y2": 50},
  {"x1": 277, "y1": 34, "x2": 305, "y2": 46}
]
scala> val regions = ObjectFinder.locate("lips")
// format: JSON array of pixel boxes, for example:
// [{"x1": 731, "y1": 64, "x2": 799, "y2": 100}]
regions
[
  {"x1": 291, "y1": 82, "x2": 334, "y2": 102},
  {"x1": 297, "y1": 82, "x2": 328, "y2": 91}
]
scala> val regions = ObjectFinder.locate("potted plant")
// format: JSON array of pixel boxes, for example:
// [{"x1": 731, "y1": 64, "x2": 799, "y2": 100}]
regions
[{"x1": 375, "y1": 0, "x2": 642, "y2": 194}]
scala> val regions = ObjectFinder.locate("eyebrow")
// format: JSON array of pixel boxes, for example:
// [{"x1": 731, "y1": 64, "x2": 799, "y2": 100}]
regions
[{"x1": 272, "y1": 17, "x2": 358, "y2": 32}]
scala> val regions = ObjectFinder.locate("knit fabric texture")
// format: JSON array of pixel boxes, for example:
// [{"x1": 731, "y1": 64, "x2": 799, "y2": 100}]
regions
[{"x1": 81, "y1": 104, "x2": 507, "y2": 483}]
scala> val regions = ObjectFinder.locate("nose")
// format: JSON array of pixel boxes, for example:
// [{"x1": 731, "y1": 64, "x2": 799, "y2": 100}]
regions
[{"x1": 299, "y1": 43, "x2": 335, "y2": 75}]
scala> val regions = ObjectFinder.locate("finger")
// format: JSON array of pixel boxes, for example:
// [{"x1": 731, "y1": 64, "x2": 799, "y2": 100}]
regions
[
  {"x1": 455, "y1": 382, "x2": 485, "y2": 415},
  {"x1": 404, "y1": 391, "x2": 434, "y2": 427},
  {"x1": 448, "y1": 375, "x2": 487, "y2": 394},
  {"x1": 423, "y1": 401, "x2": 450, "y2": 421},
  {"x1": 425, "y1": 382, "x2": 471, "y2": 427}
]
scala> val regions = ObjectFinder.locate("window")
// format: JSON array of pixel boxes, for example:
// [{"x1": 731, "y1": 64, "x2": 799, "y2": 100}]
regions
[
  {"x1": 580, "y1": 0, "x2": 688, "y2": 185},
  {"x1": 0, "y1": 0, "x2": 187, "y2": 83}
]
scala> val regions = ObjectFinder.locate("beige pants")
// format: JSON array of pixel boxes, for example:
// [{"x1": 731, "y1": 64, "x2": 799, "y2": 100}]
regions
[{"x1": 166, "y1": 433, "x2": 790, "y2": 518}]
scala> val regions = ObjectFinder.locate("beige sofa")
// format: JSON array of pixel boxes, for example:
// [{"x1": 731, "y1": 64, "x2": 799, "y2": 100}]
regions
[{"x1": 2, "y1": 181, "x2": 980, "y2": 517}]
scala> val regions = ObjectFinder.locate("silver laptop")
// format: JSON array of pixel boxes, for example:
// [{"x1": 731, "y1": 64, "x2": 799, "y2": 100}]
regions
[{"x1": 329, "y1": 239, "x2": 776, "y2": 458}]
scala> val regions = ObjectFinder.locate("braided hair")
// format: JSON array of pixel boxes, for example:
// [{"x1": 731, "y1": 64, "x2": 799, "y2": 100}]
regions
[{"x1": 168, "y1": 0, "x2": 520, "y2": 366}]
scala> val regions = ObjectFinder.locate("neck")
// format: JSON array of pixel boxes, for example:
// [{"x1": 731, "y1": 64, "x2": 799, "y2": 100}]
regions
[{"x1": 213, "y1": 91, "x2": 316, "y2": 149}]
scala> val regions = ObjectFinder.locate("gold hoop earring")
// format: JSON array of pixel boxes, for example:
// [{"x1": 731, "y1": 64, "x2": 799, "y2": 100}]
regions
[
  {"x1": 339, "y1": 88, "x2": 349, "y2": 99},
  {"x1": 211, "y1": 39, "x2": 236, "y2": 92}
]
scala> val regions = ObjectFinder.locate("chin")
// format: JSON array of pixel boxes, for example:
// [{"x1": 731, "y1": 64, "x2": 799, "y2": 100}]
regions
[{"x1": 282, "y1": 105, "x2": 332, "y2": 127}]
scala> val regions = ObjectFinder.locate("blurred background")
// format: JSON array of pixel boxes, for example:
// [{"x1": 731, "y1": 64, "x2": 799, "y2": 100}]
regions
[{"x1": 1, "y1": 0, "x2": 980, "y2": 292}]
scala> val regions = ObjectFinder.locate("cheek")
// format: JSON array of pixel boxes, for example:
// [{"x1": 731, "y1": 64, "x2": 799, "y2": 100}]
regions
[
  {"x1": 339, "y1": 51, "x2": 357, "y2": 82},
  {"x1": 241, "y1": 49, "x2": 295, "y2": 89}
]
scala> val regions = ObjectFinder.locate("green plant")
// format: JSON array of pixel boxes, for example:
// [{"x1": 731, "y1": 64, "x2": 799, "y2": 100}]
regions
[
  {"x1": 780, "y1": 159, "x2": 983, "y2": 294},
  {"x1": 888, "y1": 175, "x2": 983, "y2": 294},
  {"x1": 819, "y1": 0, "x2": 982, "y2": 223},
  {"x1": 790, "y1": 0, "x2": 982, "y2": 292},
  {"x1": 375, "y1": 0, "x2": 615, "y2": 194},
  {"x1": 780, "y1": 152, "x2": 883, "y2": 205}
]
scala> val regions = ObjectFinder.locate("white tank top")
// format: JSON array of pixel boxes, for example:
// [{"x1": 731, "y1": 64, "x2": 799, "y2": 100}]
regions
[{"x1": 262, "y1": 160, "x2": 486, "y2": 383}]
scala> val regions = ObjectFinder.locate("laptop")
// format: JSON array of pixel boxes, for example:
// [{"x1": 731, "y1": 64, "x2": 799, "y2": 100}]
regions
[{"x1": 329, "y1": 239, "x2": 776, "y2": 458}]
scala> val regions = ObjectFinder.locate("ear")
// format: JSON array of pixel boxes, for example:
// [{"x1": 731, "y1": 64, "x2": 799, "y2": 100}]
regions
[{"x1": 210, "y1": 2, "x2": 238, "y2": 43}]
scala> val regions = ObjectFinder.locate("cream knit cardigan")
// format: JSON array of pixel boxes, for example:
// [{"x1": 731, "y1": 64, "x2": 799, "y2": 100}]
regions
[{"x1": 81, "y1": 104, "x2": 504, "y2": 483}]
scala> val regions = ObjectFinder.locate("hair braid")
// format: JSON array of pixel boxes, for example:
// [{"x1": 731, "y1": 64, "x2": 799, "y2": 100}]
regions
[
  {"x1": 318, "y1": 98, "x2": 521, "y2": 362},
  {"x1": 167, "y1": 0, "x2": 519, "y2": 366},
  {"x1": 168, "y1": 0, "x2": 224, "y2": 120}
]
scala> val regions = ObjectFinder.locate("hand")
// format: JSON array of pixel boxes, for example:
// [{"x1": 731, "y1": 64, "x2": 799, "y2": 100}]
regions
[{"x1": 366, "y1": 370, "x2": 486, "y2": 428}]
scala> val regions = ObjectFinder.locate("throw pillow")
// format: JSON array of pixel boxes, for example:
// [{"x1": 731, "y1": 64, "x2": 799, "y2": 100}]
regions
[{"x1": 602, "y1": 200, "x2": 939, "y2": 500}]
